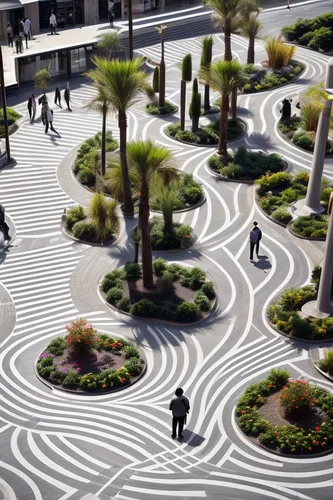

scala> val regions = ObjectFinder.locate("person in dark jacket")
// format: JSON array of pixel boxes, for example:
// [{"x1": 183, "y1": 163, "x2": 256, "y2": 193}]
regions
[
  {"x1": 54, "y1": 87, "x2": 62, "y2": 107},
  {"x1": 7, "y1": 23, "x2": 13, "y2": 48},
  {"x1": 249, "y1": 221, "x2": 262, "y2": 260},
  {"x1": 169, "y1": 388, "x2": 190, "y2": 441},
  {"x1": 64, "y1": 82, "x2": 72, "y2": 111},
  {"x1": 27, "y1": 94, "x2": 36, "y2": 122}
]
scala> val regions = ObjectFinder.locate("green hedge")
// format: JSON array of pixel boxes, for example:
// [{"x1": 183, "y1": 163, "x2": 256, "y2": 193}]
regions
[
  {"x1": 150, "y1": 173, "x2": 203, "y2": 211},
  {"x1": 282, "y1": 13, "x2": 333, "y2": 52},
  {"x1": 237, "y1": 369, "x2": 333, "y2": 454},
  {"x1": 243, "y1": 61, "x2": 304, "y2": 94},
  {"x1": 146, "y1": 100, "x2": 178, "y2": 115},
  {"x1": 149, "y1": 217, "x2": 193, "y2": 250},
  {"x1": 166, "y1": 118, "x2": 245, "y2": 146},
  {"x1": 209, "y1": 146, "x2": 285, "y2": 180},
  {"x1": 290, "y1": 214, "x2": 328, "y2": 239},
  {"x1": 102, "y1": 260, "x2": 215, "y2": 322},
  {"x1": 0, "y1": 108, "x2": 22, "y2": 137}
]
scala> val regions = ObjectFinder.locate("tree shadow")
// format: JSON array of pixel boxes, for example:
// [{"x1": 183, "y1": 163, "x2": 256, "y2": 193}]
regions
[{"x1": 243, "y1": 132, "x2": 273, "y2": 151}]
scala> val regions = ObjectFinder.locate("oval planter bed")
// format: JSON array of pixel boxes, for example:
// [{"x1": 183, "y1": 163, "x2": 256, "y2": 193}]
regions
[
  {"x1": 0, "y1": 108, "x2": 22, "y2": 138},
  {"x1": 278, "y1": 117, "x2": 333, "y2": 156},
  {"x1": 63, "y1": 200, "x2": 119, "y2": 246},
  {"x1": 267, "y1": 282, "x2": 333, "y2": 341},
  {"x1": 236, "y1": 369, "x2": 333, "y2": 456},
  {"x1": 288, "y1": 215, "x2": 328, "y2": 240},
  {"x1": 36, "y1": 318, "x2": 145, "y2": 393},
  {"x1": 101, "y1": 260, "x2": 216, "y2": 323},
  {"x1": 242, "y1": 60, "x2": 304, "y2": 94},
  {"x1": 208, "y1": 146, "x2": 286, "y2": 182},
  {"x1": 146, "y1": 100, "x2": 178, "y2": 116},
  {"x1": 256, "y1": 171, "x2": 333, "y2": 227},
  {"x1": 165, "y1": 118, "x2": 246, "y2": 147},
  {"x1": 150, "y1": 172, "x2": 204, "y2": 213}
]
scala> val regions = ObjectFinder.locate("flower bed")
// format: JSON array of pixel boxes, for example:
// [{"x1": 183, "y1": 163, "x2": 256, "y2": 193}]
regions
[
  {"x1": 282, "y1": 13, "x2": 333, "y2": 53},
  {"x1": 101, "y1": 260, "x2": 216, "y2": 322},
  {"x1": 236, "y1": 369, "x2": 333, "y2": 455},
  {"x1": 146, "y1": 100, "x2": 178, "y2": 115},
  {"x1": 165, "y1": 118, "x2": 245, "y2": 146},
  {"x1": 0, "y1": 108, "x2": 22, "y2": 138},
  {"x1": 290, "y1": 214, "x2": 328, "y2": 239},
  {"x1": 256, "y1": 171, "x2": 333, "y2": 227},
  {"x1": 73, "y1": 132, "x2": 118, "y2": 188},
  {"x1": 37, "y1": 318, "x2": 145, "y2": 392},
  {"x1": 278, "y1": 117, "x2": 333, "y2": 155},
  {"x1": 268, "y1": 282, "x2": 333, "y2": 340},
  {"x1": 208, "y1": 146, "x2": 285, "y2": 181},
  {"x1": 242, "y1": 61, "x2": 304, "y2": 94},
  {"x1": 150, "y1": 173, "x2": 204, "y2": 212}
]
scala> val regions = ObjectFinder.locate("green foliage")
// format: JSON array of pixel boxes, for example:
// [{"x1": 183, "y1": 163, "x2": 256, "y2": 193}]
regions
[
  {"x1": 201, "y1": 281, "x2": 216, "y2": 299},
  {"x1": 34, "y1": 68, "x2": 51, "y2": 91},
  {"x1": 124, "y1": 345, "x2": 140, "y2": 359},
  {"x1": 279, "y1": 286, "x2": 317, "y2": 311},
  {"x1": 280, "y1": 380, "x2": 313, "y2": 413},
  {"x1": 265, "y1": 37, "x2": 296, "y2": 69},
  {"x1": 47, "y1": 337, "x2": 66, "y2": 356},
  {"x1": 291, "y1": 215, "x2": 328, "y2": 239},
  {"x1": 177, "y1": 301, "x2": 200, "y2": 322},
  {"x1": 96, "y1": 32, "x2": 119, "y2": 58},
  {"x1": 152, "y1": 66, "x2": 159, "y2": 92},
  {"x1": 63, "y1": 371, "x2": 81, "y2": 389},
  {"x1": 124, "y1": 357, "x2": 143, "y2": 376},
  {"x1": 146, "y1": 100, "x2": 178, "y2": 115},
  {"x1": 124, "y1": 262, "x2": 142, "y2": 279},
  {"x1": 318, "y1": 349, "x2": 333, "y2": 376},
  {"x1": 102, "y1": 270, "x2": 124, "y2": 293},
  {"x1": 0, "y1": 108, "x2": 22, "y2": 137},
  {"x1": 243, "y1": 61, "x2": 303, "y2": 93},
  {"x1": 130, "y1": 299, "x2": 155, "y2": 317},
  {"x1": 107, "y1": 287, "x2": 123, "y2": 304},
  {"x1": 195, "y1": 291, "x2": 211, "y2": 312},
  {"x1": 183, "y1": 186, "x2": 203, "y2": 205},
  {"x1": 149, "y1": 217, "x2": 193, "y2": 250},
  {"x1": 72, "y1": 221, "x2": 98, "y2": 242},
  {"x1": 182, "y1": 54, "x2": 192, "y2": 82},
  {"x1": 200, "y1": 35, "x2": 213, "y2": 69},
  {"x1": 66, "y1": 206, "x2": 86, "y2": 231},
  {"x1": 266, "y1": 368, "x2": 290, "y2": 388},
  {"x1": 278, "y1": 115, "x2": 301, "y2": 135},
  {"x1": 256, "y1": 171, "x2": 291, "y2": 195},
  {"x1": 117, "y1": 297, "x2": 131, "y2": 312},
  {"x1": 282, "y1": 14, "x2": 333, "y2": 52},
  {"x1": 153, "y1": 258, "x2": 168, "y2": 276},
  {"x1": 271, "y1": 206, "x2": 292, "y2": 224},
  {"x1": 166, "y1": 119, "x2": 245, "y2": 145}
]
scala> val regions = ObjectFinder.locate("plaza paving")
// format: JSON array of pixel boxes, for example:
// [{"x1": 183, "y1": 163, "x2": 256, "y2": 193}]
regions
[{"x1": 0, "y1": 25, "x2": 333, "y2": 500}]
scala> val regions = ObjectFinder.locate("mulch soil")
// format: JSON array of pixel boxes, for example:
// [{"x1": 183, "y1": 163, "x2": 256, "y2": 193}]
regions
[
  {"x1": 53, "y1": 347, "x2": 125, "y2": 375},
  {"x1": 258, "y1": 392, "x2": 329, "y2": 430},
  {"x1": 125, "y1": 276, "x2": 195, "y2": 305}
]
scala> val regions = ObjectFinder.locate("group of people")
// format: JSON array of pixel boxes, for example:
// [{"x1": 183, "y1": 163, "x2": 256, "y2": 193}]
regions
[
  {"x1": 27, "y1": 83, "x2": 72, "y2": 136},
  {"x1": 7, "y1": 17, "x2": 32, "y2": 54}
]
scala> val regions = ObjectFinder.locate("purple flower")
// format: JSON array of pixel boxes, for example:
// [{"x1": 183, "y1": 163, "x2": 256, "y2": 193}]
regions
[
  {"x1": 39, "y1": 352, "x2": 55, "y2": 360},
  {"x1": 76, "y1": 367, "x2": 81, "y2": 372}
]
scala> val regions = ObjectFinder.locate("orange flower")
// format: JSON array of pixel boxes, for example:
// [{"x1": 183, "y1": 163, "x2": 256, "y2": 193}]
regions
[
  {"x1": 119, "y1": 377, "x2": 125, "y2": 383},
  {"x1": 308, "y1": 447, "x2": 312, "y2": 451},
  {"x1": 102, "y1": 384, "x2": 107, "y2": 389},
  {"x1": 274, "y1": 432, "x2": 279, "y2": 436},
  {"x1": 241, "y1": 410, "x2": 245, "y2": 414},
  {"x1": 312, "y1": 440, "x2": 317, "y2": 445}
]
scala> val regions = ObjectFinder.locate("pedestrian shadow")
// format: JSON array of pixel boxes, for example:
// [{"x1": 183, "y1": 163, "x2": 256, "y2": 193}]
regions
[
  {"x1": 182, "y1": 430, "x2": 205, "y2": 447},
  {"x1": 251, "y1": 255, "x2": 271, "y2": 271}
]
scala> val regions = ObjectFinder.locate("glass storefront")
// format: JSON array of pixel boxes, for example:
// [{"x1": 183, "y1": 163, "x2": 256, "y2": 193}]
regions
[{"x1": 39, "y1": 0, "x2": 84, "y2": 30}]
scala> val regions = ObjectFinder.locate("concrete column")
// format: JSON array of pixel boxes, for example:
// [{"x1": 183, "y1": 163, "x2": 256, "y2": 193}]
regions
[
  {"x1": 302, "y1": 194, "x2": 333, "y2": 318},
  {"x1": 24, "y1": 2, "x2": 40, "y2": 36},
  {"x1": 84, "y1": 0, "x2": 99, "y2": 26},
  {"x1": 304, "y1": 99, "x2": 332, "y2": 210}
]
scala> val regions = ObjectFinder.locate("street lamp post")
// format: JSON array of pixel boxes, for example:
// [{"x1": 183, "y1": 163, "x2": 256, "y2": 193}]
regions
[
  {"x1": 128, "y1": 0, "x2": 133, "y2": 60},
  {"x1": 0, "y1": 47, "x2": 11, "y2": 163}
]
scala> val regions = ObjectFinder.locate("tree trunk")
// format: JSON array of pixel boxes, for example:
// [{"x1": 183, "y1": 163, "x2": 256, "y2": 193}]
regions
[
  {"x1": 163, "y1": 210, "x2": 173, "y2": 234},
  {"x1": 118, "y1": 112, "x2": 134, "y2": 216},
  {"x1": 204, "y1": 84, "x2": 210, "y2": 111},
  {"x1": 140, "y1": 182, "x2": 153, "y2": 289},
  {"x1": 224, "y1": 23, "x2": 232, "y2": 61},
  {"x1": 231, "y1": 87, "x2": 237, "y2": 121},
  {"x1": 192, "y1": 114, "x2": 199, "y2": 133},
  {"x1": 101, "y1": 103, "x2": 107, "y2": 177},
  {"x1": 159, "y1": 42, "x2": 165, "y2": 108},
  {"x1": 218, "y1": 94, "x2": 229, "y2": 155},
  {"x1": 247, "y1": 36, "x2": 255, "y2": 64},
  {"x1": 134, "y1": 242, "x2": 139, "y2": 263},
  {"x1": 180, "y1": 80, "x2": 186, "y2": 131}
]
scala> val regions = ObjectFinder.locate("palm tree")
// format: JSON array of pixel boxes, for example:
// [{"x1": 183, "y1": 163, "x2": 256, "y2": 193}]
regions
[
  {"x1": 127, "y1": 140, "x2": 178, "y2": 289},
  {"x1": 241, "y1": 12, "x2": 262, "y2": 64},
  {"x1": 205, "y1": 0, "x2": 260, "y2": 61},
  {"x1": 152, "y1": 179, "x2": 180, "y2": 234},
  {"x1": 86, "y1": 57, "x2": 148, "y2": 216},
  {"x1": 89, "y1": 193, "x2": 119, "y2": 242},
  {"x1": 96, "y1": 32, "x2": 119, "y2": 59},
  {"x1": 201, "y1": 60, "x2": 243, "y2": 155},
  {"x1": 87, "y1": 86, "x2": 111, "y2": 177}
]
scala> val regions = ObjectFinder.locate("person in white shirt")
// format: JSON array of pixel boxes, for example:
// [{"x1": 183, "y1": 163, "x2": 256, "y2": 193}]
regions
[{"x1": 50, "y1": 11, "x2": 57, "y2": 35}]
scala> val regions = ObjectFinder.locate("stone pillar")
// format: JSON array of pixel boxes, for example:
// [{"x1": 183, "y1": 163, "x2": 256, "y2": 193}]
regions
[
  {"x1": 302, "y1": 194, "x2": 333, "y2": 318},
  {"x1": 84, "y1": 0, "x2": 99, "y2": 26},
  {"x1": 24, "y1": 2, "x2": 40, "y2": 36},
  {"x1": 0, "y1": 11, "x2": 9, "y2": 44},
  {"x1": 304, "y1": 99, "x2": 332, "y2": 210}
]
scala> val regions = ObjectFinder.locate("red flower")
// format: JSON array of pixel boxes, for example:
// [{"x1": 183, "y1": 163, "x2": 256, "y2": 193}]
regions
[
  {"x1": 274, "y1": 432, "x2": 279, "y2": 436},
  {"x1": 315, "y1": 426, "x2": 321, "y2": 431}
]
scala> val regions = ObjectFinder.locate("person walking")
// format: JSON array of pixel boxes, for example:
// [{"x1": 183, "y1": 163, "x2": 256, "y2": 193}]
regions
[
  {"x1": 44, "y1": 104, "x2": 60, "y2": 136},
  {"x1": 7, "y1": 23, "x2": 13, "y2": 48},
  {"x1": 27, "y1": 94, "x2": 36, "y2": 122},
  {"x1": 169, "y1": 388, "x2": 190, "y2": 441},
  {"x1": 15, "y1": 34, "x2": 23, "y2": 54},
  {"x1": 0, "y1": 205, "x2": 11, "y2": 243},
  {"x1": 54, "y1": 87, "x2": 62, "y2": 108},
  {"x1": 23, "y1": 18, "x2": 31, "y2": 48},
  {"x1": 109, "y1": 8, "x2": 114, "y2": 28},
  {"x1": 50, "y1": 11, "x2": 57, "y2": 35},
  {"x1": 64, "y1": 83, "x2": 72, "y2": 111},
  {"x1": 249, "y1": 221, "x2": 262, "y2": 260}
]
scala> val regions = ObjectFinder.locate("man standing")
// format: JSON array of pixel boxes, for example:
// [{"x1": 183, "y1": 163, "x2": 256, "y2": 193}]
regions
[
  {"x1": 54, "y1": 87, "x2": 62, "y2": 108},
  {"x1": 169, "y1": 388, "x2": 190, "y2": 441},
  {"x1": 64, "y1": 83, "x2": 72, "y2": 111},
  {"x1": 23, "y1": 17, "x2": 31, "y2": 48},
  {"x1": 249, "y1": 221, "x2": 262, "y2": 260},
  {"x1": 50, "y1": 11, "x2": 57, "y2": 35}
]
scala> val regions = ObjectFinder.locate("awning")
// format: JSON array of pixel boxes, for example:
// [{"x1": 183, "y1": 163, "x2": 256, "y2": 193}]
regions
[
  {"x1": 0, "y1": 0, "x2": 22, "y2": 11},
  {"x1": 19, "y1": 0, "x2": 40, "y2": 4}
]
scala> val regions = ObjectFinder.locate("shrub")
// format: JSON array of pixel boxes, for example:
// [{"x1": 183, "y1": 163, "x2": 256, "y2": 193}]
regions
[
  {"x1": 256, "y1": 172, "x2": 291, "y2": 195},
  {"x1": 292, "y1": 131, "x2": 314, "y2": 151},
  {"x1": 78, "y1": 167, "x2": 96, "y2": 186},
  {"x1": 201, "y1": 281, "x2": 216, "y2": 299},
  {"x1": 279, "y1": 286, "x2": 317, "y2": 311},
  {"x1": 65, "y1": 318, "x2": 96, "y2": 352},
  {"x1": 308, "y1": 27, "x2": 333, "y2": 51},
  {"x1": 271, "y1": 206, "x2": 292, "y2": 224},
  {"x1": 102, "y1": 270, "x2": 124, "y2": 292},
  {"x1": 280, "y1": 380, "x2": 313, "y2": 413},
  {"x1": 318, "y1": 349, "x2": 333, "y2": 375},
  {"x1": 124, "y1": 358, "x2": 143, "y2": 376},
  {"x1": 63, "y1": 371, "x2": 81, "y2": 389},
  {"x1": 107, "y1": 287, "x2": 123, "y2": 304},
  {"x1": 266, "y1": 368, "x2": 290, "y2": 388},
  {"x1": 278, "y1": 115, "x2": 301, "y2": 134},
  {"x1": 182, "y1": 53, "x2": 192, "y2": 81},
  {"x1": 220, "y1": 163, "x2": 244, "y2": 179},
  {"x1": 188, "y1": 267, "x2": 207, "y2": 290},
  {"x1": 124, "y1": 345, "x2": 140, "y2": 359},
  {"x1": 177, "y1": 301, "x2": 200, "y2": 322},
  {"x1": 124, "y1": 262, "x2": 142, "y2": 279},
  {"x1": 146, "y1": 100, "x2": 178, "y2": 115},
  {"x1": 130, "y1": 299, "x2": 155, "y2": 317},
  {"x1": 291, "y1": 215, "x2": 328, "y2": 238},
  {"x1": 265, "y1": 37, "x2": 296, "y2": 69},
  {"x1": 166, "y1": 123, "x2": 181, "y2": 137},
  {"x1": 0, "y1": 108, "x2": 22, "y2": 137},
  {"x1": 195, "y1": 292, "x2": 211, "y2": 312},
  {"x1": 183, "y1": 186, "x2": 203, "y2": 205},
  {"x1": 72, "y1": 221, "x2": 97, "y2": 241},
  {"x1": 293, "y1": 171, "x2": 309, "y2": 185},
  {"x1": 47, "y1": 337, "x2": 66, "y2": 356},
  {"x1": 66, "y1": 206, "x2": 86, "y2": 231},
  {"x1": 153, "y1": 258, "x2": 168, "y2": 276},
  {"x1": 160, "y1": 270, "x2": 174, "y2": 292},
  {"x1": 175, "y1": 130, "x2": 201, "y2": 144},
  {"x1": 117, "y1": 297, "x2": 131, "y2": 312}
]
